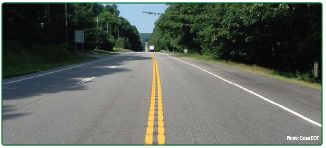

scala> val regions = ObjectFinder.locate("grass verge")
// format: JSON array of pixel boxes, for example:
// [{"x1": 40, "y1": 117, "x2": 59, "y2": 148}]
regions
[
  {"x1": 113, "y1": 48, "x2": 134, "y2": 52},
  {"x1": 172, "y1": 52, "x2": 321, "y2": 90},
  {"x1": 3, "y1": 56, "x2": 95, "y2": 79},
  {"x1": 3, "y1": 41, "x2": 97, "y2": 79},
  {"x1": 86, "y1": 49, "x2": 117, "y2": 55}
]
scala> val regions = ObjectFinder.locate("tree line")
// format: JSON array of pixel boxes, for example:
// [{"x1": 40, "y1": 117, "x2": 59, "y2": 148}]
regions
[
  {"x1": 3, "y1": 4, "x2": 142, "y2": 51},
  {"x1": 149, "y1": 4, "x2": 321, "y2": 80}
]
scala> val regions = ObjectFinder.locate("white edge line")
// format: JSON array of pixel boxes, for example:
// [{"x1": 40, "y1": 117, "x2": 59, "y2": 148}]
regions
[
  {"x1": 76, "y1": 78, "x2": 91, "y2": 84},
  {"x1": 163, "y1": 53, "x2": 321, "y2": 127},
  {"x1": 76, "y1": 77, "x2": 95, "y2": 84},
  {"x1": 3, "y1": 54, "x2": 128, "y2": 85},
  {"x1": 85, "y1": 77, "x2": 95, "y2": 82}
]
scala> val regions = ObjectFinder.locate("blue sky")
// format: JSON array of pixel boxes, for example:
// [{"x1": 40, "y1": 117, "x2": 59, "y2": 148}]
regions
[{"x1": 116, "y1": 4, "x2": 169, "y2": 33}]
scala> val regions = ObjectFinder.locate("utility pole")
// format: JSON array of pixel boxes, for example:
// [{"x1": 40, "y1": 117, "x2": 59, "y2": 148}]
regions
[
  {"x1": 65, "y1": 4, "x2": 68, "y2": 44},
  {"x1": 118, "y1": 29, "x2": 119, "y2": 38},
  {"x1": 107, "y1": 21, "x2": 108, "y2": 34}
]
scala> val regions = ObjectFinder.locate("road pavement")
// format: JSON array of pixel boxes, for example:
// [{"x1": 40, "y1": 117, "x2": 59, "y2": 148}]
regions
[{"x1": 2, "y1": 52, "x2": 322, "y2": 144}]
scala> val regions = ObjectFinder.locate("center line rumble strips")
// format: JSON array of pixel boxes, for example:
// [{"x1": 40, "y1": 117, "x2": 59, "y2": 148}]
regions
[{"x1": 145, "y1": 53, "x2": 165, "y2": 145}]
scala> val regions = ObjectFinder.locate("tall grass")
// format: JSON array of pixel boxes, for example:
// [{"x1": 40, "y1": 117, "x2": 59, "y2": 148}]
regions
[
  {"x1": 3, "y1": 41, "x2": 95, "y2": 78},
  {"x1": 112, "y1": 48, "x2": 133, "y2": 52}
]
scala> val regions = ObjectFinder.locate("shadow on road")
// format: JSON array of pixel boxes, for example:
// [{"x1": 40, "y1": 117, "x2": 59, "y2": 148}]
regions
[
  {"x1": 2, "y1": 105, "x2": 30, "y2": 120},
  {"x1": 2, "y1": 54, "x2": 152, "y2": 120}
]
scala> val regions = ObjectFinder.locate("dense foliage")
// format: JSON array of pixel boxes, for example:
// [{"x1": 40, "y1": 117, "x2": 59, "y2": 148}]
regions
[
  {"x1": 139, "y1": 33, "x2": 152, "y2": 50},
  {"x1": 3, "y1": 4, "x2": 142, "y2": 51},
  {"x1": 2, "y1": 4, "x2": 142, "y2": 78},
  {"x1": 150, "y1": 4, "x2": 321, "y2": 80}
]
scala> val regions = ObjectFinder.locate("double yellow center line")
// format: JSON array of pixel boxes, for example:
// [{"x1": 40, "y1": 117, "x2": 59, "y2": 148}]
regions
[{"x1": 145, "y1": 53, "x2": 165, "y2": 144}]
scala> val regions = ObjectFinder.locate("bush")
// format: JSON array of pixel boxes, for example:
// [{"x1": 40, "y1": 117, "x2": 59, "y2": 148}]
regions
[
  {"x1": 3, "y1": 41, "x2": 72, "y2": 66},
  {"x1": 3, "y1": 41, "x2": 95, "y2": 78},
  {"x1": 115, "y1": 37, "x2": 125, "y2": 49},
  {"x1": 102, "y1": 35, "x2": 115, "y2": 51}
]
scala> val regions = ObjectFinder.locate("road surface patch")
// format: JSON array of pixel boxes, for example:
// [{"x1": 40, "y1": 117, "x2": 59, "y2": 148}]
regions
[{"x1": 163, "y1": 53, "x2": 321, "y2": 127}]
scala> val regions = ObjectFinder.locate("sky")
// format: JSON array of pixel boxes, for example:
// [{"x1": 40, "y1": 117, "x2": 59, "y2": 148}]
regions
[{"x1": 116, "y1": 4, "x2": 169, "y2": 33}]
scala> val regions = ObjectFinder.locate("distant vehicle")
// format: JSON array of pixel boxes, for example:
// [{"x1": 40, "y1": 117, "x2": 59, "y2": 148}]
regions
[{"x1": 150, "y1": 45, "x2": 155, "y2": 52}]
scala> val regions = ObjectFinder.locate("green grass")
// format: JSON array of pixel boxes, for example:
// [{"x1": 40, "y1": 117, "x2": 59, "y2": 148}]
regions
[
  {"x1": 3, "y1": 56, "x2": 95, "y2": 79},
  {"x1": 112, "y1": 48, "x2": 134, "y2": 52},
  {"x1": 172, "y1": 52, "x2": 321, "y2": 90},
  {"x1": 3, "y1": 41, "x2": 135, "y2": 79},
  {"x1": 85, "y1": 49, "x2": 116, "y2": 55},
  {"x1": 86, "y1": 48, "x2": 133, "y2": 54},
  {"x1": 3, "y1": 41, "x2": 96, "y2": 79}
]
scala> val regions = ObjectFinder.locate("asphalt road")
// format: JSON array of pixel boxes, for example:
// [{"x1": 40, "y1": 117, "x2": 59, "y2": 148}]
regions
[{"x1": 2, "y1": 52, "x2": 322, "y2": 145}]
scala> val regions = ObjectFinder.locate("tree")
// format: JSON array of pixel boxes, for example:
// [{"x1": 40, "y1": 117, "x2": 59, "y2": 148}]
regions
[{"x1": 150, "y1": 4, "x2": 321, "y2": 80}]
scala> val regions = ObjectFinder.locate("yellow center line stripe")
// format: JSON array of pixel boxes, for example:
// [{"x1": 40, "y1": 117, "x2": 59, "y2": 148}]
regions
[
  {"x1": 155, "y1": 59, "x2": 165, "y2": 144},
  {"x1": 145, "y1": 54, "x2": 156, "y2": 144},
  {"x1": 145, "y1": 53, "x2": 165, "y2": 145}
]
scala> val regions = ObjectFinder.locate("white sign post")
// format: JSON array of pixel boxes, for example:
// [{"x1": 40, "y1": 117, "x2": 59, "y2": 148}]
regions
[
  {"x1": 75, "y1": 30, "x2": 85, "y2": 55},
  {"x1": 184, "y1": 49, "x2": 188, "y2": 55}
]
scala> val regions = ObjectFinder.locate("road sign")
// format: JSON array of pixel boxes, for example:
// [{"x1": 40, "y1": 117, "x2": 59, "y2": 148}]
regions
[
  {"x1": 184, "y1": 49, "x2": 188, "y2": 54},
  {"x1": 75, "y1": 30, "x2": 85, "y2": 55},
  {"x1": 75, "y1": 30, "x2": 84, "y2": 43}
]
